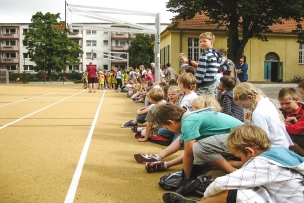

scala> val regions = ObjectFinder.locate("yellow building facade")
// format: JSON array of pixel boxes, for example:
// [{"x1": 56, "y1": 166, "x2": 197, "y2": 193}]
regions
[{"x1": 159, "y1": 15, "x2": 304, "y2": 82}]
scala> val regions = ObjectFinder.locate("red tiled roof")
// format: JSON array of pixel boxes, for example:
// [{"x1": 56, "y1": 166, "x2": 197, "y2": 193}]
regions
[{"x1": 167, "y1": 13, "x2": 301, "y2": 34}]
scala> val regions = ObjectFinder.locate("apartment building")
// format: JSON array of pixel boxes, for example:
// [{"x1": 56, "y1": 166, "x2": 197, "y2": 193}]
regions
[{"x1": 0, "y1": 23, "x2": 168, "y2": 73}]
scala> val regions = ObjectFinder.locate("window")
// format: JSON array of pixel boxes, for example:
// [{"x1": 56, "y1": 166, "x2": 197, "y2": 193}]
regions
[
  {"x1": 115, "y1": 32, "x2": 124, "y2": 35},
  {"x1": 72, "y1": 40, "x2": 80, "y2": 45},
  {"x1": 103, "y1": 40, "x2": 108, "y2": 46},
  {"x1": 24, "y1": 65, "x2": 33, "y2": 71},
  {"x1": 6, "y1": 53, "x2": 17, "y2": 59},
  {"x1": 115, "y1": 40, "x2": 126, "y2": 46},
  {"x1": 23, "y1": 29, "x2": 28, "y2": 33},
  {"x1": 299, "y1": 44, "x2": 304, "y2": 64},
  {"x1": 5, "y1": 29, "x2": 16, "y2": 34},
  {"x1": 5, "y1": 41, "x2": 16, "y2": 46},
  {"x1": 104, "y1": 32, "x2": 108, "y2": 35},
  {"x1": 104, "y1": 52, "x2": 108, "y2": 59},
  {"x1": 68, "y1": 65, "x2": 80, "y2": 72},
  {"x1": 23, "y1": 41, "x2": 28, "y2": 46},
  {"x1": 72, "y1": 29, "x2": 79, "y2": 34},
  {"x1": 23, "y1": 53, "x2": 30, "y2": 58},
  {"x1": 103, "y1": 65, "x2": 108, "y2": 70},
  {"x1": 86, "y1": 40, "x2": 97, "y2": 46},
  {"x1": 86, "y1": 52, "x2": 97, "y2": 59},
  {"x1": 6, "y1": 65, "x2": 17, "y2": 71},
  {"x1": 188, "y1": 38, "x2": 201, "y2": 62},
  {"x1": 86, "y1": 30, "x2": 96, "y2": 35}
]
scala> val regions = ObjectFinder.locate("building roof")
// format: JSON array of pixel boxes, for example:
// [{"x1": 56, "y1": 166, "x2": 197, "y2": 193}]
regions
[{"x1": 166, "y1": 13, "x2": 301, "y2": 34}]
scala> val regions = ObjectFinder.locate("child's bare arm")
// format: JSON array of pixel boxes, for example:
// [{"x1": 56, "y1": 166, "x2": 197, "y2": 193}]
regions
[{"x1": 137, "y1": 121, "x2": 152, "y2": 142}]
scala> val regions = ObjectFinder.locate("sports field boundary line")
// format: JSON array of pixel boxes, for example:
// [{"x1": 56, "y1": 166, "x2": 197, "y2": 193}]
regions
[
  {"x1": 0, "y1": 88, "x2": 74, "y2": 108},
  {"x1": 0, "y1": 89, "x2": 86, "y2": 130},
  {"x1": 64, "y1": 89, "x2": 106, "y2": 203}
]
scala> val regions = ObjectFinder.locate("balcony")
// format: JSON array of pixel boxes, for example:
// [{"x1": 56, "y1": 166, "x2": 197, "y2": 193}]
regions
[
  {"x1": 0, "y1": 45, "x2": 19, "y2": 51},
  {"x1": 111, "y1": 45, "x2": 129, "y2": 51},
  {"x1": 0, "y1": 33, "x2": 19, "y2": 39},
  {"x1": 111, "y1": 33, "x2": 129, "y2": 39},
  {"x1": 68, "y1": 33, "x2": 83, "y2": 38},
  {"x1": 128, "y1": 34, "x2": 136, "y2": 39},
  {"x1": 1, "y1": 58, "x2": 19, "y2": 63}
]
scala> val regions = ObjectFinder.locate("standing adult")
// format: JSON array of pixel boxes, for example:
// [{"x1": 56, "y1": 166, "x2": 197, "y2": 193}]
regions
[
  {"x1": 116, "y1": 68, "x2": 122, "y2": 91},
  {"x1": 236, "y1": 55, "x2": 249, "y2": 82},
  {"x1": 86, "y1": 62, "x2": 98, "y2": 93},
  {"x1": 163, "y1": 63, "x2": 176, "y2": 81}
]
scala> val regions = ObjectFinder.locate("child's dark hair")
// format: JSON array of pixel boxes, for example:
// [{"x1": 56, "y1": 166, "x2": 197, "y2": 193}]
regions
[
  {"x1": 168, "y1": 79, "x2": 178, "y2": 86},
  {"x1": 298, "y1": 81, "x2": 304, "y2": 89},
  {"x1": 147, "y1": 81, "x2": 154, "y2": 87},
  {"x1": 154, "y1": 103, "x2": 186, "y2": 126},
  {"x1": 220, "y1": 75, "x2": 236, "y2": 91},
  {"x1": 185, "y1": 66, "x2": 196, "y2": 75}
]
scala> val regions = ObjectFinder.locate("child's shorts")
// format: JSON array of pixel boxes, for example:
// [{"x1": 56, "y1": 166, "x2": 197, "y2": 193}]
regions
[
  {"x1": 136, "y1": 114, "x2": 147, "y2": 124},
  {"x1": 192, "y1": 133, "x2": 236, "y2": 165},
  {"x1": 290, "y1": 134, "x2": 304, "y2": 148}
]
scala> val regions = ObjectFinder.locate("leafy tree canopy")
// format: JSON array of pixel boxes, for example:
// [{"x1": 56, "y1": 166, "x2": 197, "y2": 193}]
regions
[
  {"x1": 166, "y1": 0, "x2": 304, "y2": 63},
  {"x1": 23, "y1": 12, "x2": 83, "y2": 79},
  {"x1": 128, "y1": 34, "x2": 155, "y2": 69}
]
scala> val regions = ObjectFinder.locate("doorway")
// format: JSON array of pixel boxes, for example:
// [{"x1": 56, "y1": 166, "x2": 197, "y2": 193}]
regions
[{"x1": 264, "y1": 52, "x2": 282, "y2": 82}]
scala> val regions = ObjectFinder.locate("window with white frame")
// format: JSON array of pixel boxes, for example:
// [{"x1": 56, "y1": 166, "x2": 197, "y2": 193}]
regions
[
  {"x1": 23, "y1": 40, "x2": 28, "y2": 46},
  {"x1": 6, "y1": 53, "x2": 17, "y2": 59},
  {"x1": 188, "y1": 38, "x2": 201, "y2": 62},
  {"x1": 6, "y1": 65, "x2": 17, "y2": 71},
  {"x1": 86, "y1": 52, "x2": 97, "y2": 59},
  {"x1": 23, "y1": 29, "x2": 28, "y2": 33},
  {"x1": 299, "y1": 44, "x2": 304, "y2": 64},
  {"x1": 104, "y1": 52, "x2": 108, "y2": 58},
  {"x1": 5, "y1": 41, "x2": 16, "y2": 46},
  {"x1": 104, "y1": 32, "x2": 108, "y2": 35},
  {"x1": 115, "y1": 40, "x2": 126, "y2": 47},
  {"x1": 72, "y1": 29, "x2": 80, "y2": 34},
  {"x1": 68, "y1": 65, "x2": 80, "y2": 72},
  {"x1": 115, "y1": 32, "x2": 124, "y2": 35},
  {"x1": 5, "y1": 29, "x2": 16, "y2": 34},
  {"x1": 103, "y1": 65, "x2": 108, "y2": 70},
  {"x1": 86, "y1": 40, "x2": 97, "y2": 46},
  {"x1": 23, "y1": 53, "x2": 30, "y2": 58},
  {"x1": 103, "y1": 40, "x2": 108, "y2": 46},
  {"x1": 86, "y1": 30, "x2": 96, "y2": 35},
  {"x1": 24, "y1": 65, "x2": 34, "y2": 71}
]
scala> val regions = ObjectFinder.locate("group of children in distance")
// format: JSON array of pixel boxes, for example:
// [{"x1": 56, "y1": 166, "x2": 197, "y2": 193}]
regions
[{"x1": 119, "y1": 31, "x2": 304, "y2": 202}]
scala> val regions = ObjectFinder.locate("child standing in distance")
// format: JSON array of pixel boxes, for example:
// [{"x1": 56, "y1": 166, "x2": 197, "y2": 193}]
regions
[
  {"x1": 195, "y1": 32, "x2": 227, "y2": 96},
  {"x1": 278, "y1": 87, "x2": 304, "y2": 156},
  {"x1": 177, "y1": 73, "x2": 198, "y2": 111},
  {"x1": 98, "y1": 71, "x2": 104, "y2": 90},
  {"x1": 233, "y1": 82, "x2": 293, "y2": 148},
  {"x1": 163, "y1": 125, "x2": 304, "y2": 203},
  {"x1": 216, "y1": 75, "x2": 244, "y2": 122},
  {"x1": 137, "y1": 88, "x2": 166, "y2": 142}
]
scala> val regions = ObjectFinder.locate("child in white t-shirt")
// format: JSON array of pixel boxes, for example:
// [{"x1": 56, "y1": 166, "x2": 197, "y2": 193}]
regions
[{"x1": 177, "y1": 73, "x2": 198, "y2": 112}]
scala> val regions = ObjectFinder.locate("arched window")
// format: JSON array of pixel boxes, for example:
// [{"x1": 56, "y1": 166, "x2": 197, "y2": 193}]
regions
[{"x1": 265, "y1": 52, "x2": 280, "y2": 61}]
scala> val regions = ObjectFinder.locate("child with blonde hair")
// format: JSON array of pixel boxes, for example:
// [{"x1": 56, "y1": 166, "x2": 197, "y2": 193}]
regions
[
  {"x1": 233, "y1": 82, "x2": 293, "y2": 148},
  {"x1": 167, "y1": 85, "x2": 182, "y2": 105},
  {"x1": 278, "y1": 87, "x2": 304, "y2": 156},
  {"x1": 191, "y1": 95, "x2": 222, "y2": 112},
  {"x1": 163, "y1": 124, "x2": 304, "y2": 203},
  {"x1": 177, "y1": 73, "x2": 198, "y2": 111}
]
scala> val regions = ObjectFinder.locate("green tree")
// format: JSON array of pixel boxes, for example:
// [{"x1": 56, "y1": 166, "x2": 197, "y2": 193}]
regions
[
  {"x1": 23, "y1": 12, "x2": 83, "y2": 80},
  {"x1": 128, "y1": 34, "x2": 154, "y2": 69},
  {"x1": 166, "y1": 0, "x2": 304, "y2": 64}
]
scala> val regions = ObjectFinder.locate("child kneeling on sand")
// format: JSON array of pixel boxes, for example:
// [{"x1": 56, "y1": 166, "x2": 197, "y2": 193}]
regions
[{"x1": 163, "y1": 124, "x2": 304, "y2": 203}]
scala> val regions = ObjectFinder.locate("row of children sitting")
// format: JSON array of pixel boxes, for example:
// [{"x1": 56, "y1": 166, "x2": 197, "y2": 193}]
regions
[{"x1": 120, "y1": 71, "x2": 304, "y2": 202}]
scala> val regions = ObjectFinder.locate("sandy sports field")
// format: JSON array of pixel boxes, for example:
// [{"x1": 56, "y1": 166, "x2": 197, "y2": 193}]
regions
[{"x1": 0, "y1": 84, "x2": 189, "y2": 203}]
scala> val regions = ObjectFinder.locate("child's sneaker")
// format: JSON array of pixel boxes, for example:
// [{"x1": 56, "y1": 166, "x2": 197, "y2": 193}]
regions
[
  {"x1": 121, "y1": 120, "x2": 137, "y2": 128},
  {"x1": 145, "y1": 161, "x2": 167, "y2": 173},
  {"x1": 162, "y1": 192, "x2": 199, "y2": 203},
  {"x1": 134, "y1": 153, "x2": 161, "y2": 163}
]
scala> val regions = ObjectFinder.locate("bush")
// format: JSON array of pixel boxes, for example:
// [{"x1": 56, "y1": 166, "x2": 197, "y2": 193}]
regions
[{"x1": 291, "y1": 75, "x2": 304, "y2": 83}]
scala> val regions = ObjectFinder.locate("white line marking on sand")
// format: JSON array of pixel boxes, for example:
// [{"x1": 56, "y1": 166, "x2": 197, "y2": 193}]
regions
[
  {"x1": 0, "y1": 90, "x2": 85, "y2": 130},
  {"x1": 64, "y1": 90, "x2": 106, "y2": 203},
  {"x1": 0, "y1": 89, "x2": 72, "y2": 108}
]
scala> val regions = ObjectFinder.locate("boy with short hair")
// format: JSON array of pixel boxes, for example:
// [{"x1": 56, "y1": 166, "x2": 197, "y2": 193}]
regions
[
  {"x1": 195, "y1": 32, "x2": 228, "y2": 96},
  {"x1": 137, "y1": 88, "x2": 166, "y2": 142},
  {"x1": 278, "y1": 87, "x2": 304, "y2": 156},
  {"x1": 163, "y1": 125, "x2": 304, "y2": 203}
]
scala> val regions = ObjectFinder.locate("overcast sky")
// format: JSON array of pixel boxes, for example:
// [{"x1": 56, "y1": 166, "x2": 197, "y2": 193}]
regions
[{"x1": 0, "y1": 0, "x2": 175, "y2": 24}]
